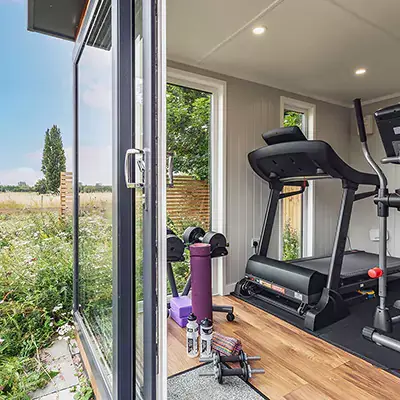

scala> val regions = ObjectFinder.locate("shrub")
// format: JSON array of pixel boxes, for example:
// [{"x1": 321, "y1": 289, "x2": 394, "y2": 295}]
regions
[{"x1": 282, "y1": 220, "x2": 301, "y2": 261}]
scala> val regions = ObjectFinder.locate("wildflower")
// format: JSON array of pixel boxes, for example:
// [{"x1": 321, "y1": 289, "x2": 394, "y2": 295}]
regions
[{"x1": 52, "y1": 304, "x2": 63, "y2": 313}]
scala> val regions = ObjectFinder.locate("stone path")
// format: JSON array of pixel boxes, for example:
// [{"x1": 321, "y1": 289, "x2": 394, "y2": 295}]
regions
[{"x1": 31, "y1": 338, "x2": 81, "y2": 400}]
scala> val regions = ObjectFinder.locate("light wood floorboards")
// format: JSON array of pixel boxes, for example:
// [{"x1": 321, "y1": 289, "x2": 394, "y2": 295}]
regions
[{"x1": 167, "y1": 296, "x2": 400, "y2": 400}]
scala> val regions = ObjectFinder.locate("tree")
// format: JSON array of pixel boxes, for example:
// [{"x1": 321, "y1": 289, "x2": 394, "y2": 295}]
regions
[
  {"x1": 41, "y1": 125, "x2": 66, "y2": 194},
  {"x1": 283, "y1": 111, "x2": 303, "y2": 129},
  {"x1": 34, "y1": 178, "x2": 47, "y2": 195},
  {"x1": 167, "y1": 84, "x2": 211, "y2": 181}
]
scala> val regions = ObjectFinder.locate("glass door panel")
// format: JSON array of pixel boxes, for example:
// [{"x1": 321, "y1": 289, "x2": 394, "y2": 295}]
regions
[
  {"x1": 77, "y1": 0, "x2": 113, "y2": 386},
  {"x1": 134, "y1": 0, "x2": 145, "y2": 395}
]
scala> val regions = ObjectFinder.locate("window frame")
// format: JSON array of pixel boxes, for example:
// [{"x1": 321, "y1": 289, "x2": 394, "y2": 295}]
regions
[
  {"x1": 166, "y1": 67, "x2": 227, "y2": 295},
  {"x1": 279, "y1": 96, "x2": 316, "y2": 259}
]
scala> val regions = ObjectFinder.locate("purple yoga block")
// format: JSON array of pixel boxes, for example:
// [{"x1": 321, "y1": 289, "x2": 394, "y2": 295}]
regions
[
  {"x1": 170, "y1": 296, "x2": 192, "y2": 318},
  {"x1": 190, "y1": 243, "x2": 213, "y2": 323},
  {"x1": 170, "y1": 308, "x2": 189, "y2": 328}
]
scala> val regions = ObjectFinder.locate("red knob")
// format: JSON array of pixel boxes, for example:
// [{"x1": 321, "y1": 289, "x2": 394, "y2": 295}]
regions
[{"x1": 368, "y1": 267, "x2": 383, "y2": 279}]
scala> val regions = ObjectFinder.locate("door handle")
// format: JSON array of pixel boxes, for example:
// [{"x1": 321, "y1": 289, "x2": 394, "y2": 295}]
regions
[
  {"x1": 124, "y1": 148, "x2": 144, "y2": 188},
  {"x1": 167, "y1": 152, "x2": 174, "y2": 188}
]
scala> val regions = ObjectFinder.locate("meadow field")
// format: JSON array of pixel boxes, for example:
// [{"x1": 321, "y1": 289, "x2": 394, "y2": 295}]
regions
[
  {"x1": 0, "y1": 192, "x2": 112, "y2": 212},
  {"x1": 0, "y1": 190, "x2": 200, "y2": 398},
  {"x1": 0, "y1": 193, "x2": 111, "y2": 399}
]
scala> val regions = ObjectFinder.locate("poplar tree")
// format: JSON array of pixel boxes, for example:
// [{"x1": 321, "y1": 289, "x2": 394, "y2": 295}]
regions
[{"x1": 41, "y1": 125, "x2": 66, "y2": 193}]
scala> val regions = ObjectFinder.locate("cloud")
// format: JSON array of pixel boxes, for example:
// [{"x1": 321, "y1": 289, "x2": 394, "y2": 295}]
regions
[
  {"x1": 65, "y1": 145, "x2": 112, "y2": 185},
  {"x1": 79, "y1": 45, "x2": 112, "y2": 111},
  {"x1": 0, "y1": 167, "x2": 42, "y2": 186},
  {"x1": 0, "y1": 145, "x2": 112, "y2": 186}
]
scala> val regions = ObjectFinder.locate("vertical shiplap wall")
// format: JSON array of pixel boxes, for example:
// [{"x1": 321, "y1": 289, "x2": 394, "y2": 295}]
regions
[
  {"x1": 349, "y1": 97, "x2": 400, "y2": 256},
  {"x1": 168, "y1": 61, "x2": 351, "y2": 289}
]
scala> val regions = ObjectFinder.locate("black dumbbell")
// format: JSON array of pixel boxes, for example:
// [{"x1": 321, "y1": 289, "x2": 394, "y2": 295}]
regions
[
  {"x1": 182, "y1": 227, "x2": 228, "y2": 257},
  {"x1": 199, "y1": 350, "x2": 261, "y2": 364},
  {"x1": 167, "y1": 230, "x2": 185, "y2": 262},
  {"x1": 199, "y1": 361, "x2": 264, "y2": 384}
]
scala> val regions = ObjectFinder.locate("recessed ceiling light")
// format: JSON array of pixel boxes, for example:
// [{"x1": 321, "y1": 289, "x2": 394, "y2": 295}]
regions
[
  {"x1": 355, "y1": 68, "x2": 367, "y2": 75},
  {"x1": 253, "y1": 26, "x2": 266, "y2": 35}
]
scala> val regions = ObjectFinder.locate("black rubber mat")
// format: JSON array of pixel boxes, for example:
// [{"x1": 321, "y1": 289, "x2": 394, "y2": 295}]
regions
[{"x1": 233, "y1": 280, "x2": 400, "y2": 377}]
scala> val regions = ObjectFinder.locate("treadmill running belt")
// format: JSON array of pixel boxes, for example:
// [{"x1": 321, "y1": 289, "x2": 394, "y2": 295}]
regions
[{"x1": 293, "y1": 251, "x2": 400, "y2": 278}]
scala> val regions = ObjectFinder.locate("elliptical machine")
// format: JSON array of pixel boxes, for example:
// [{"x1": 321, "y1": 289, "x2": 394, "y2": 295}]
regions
[{"x1": 354, "y1": 98, "x2": 400, "y2": 352}]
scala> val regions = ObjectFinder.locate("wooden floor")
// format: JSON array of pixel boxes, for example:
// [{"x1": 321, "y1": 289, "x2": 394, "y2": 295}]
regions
[{"x1": 168, "y1": 296, "x2": 400, "y2": 400}]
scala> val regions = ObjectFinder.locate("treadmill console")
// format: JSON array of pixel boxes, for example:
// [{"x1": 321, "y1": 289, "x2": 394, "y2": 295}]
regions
[
  {"x1": 262, "y1": 126, "x2": 307, "y2": 146},
  {"x1": 375, "y1": 104, "x2": 400, "y2": 162}
]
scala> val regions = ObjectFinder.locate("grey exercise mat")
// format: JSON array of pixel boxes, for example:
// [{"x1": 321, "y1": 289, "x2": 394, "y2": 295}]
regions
[{"x1": 167, "y1": 363, "x2": 268, "y2": 400}]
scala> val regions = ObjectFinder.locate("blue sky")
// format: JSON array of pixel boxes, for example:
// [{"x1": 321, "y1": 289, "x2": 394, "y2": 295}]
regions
[{"x1": 0, "y1": 0, "x2": 73, "y2": 185}]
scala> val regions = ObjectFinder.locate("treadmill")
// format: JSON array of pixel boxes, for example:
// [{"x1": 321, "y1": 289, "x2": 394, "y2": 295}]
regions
[{"x1": 233, "y1": 126, "x2": 400, "y2": 331}]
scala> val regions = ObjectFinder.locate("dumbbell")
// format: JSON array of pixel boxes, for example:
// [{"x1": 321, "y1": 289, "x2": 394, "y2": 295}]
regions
[
  {"x1": 199, "y1": 350, "x2": 261, "y2": 364},
  {"x1": 199, "y1": 361, "x2": 265, "y2": 384},
  {"x1": 167, "y1": 229, "x2": 185, "y2": 262},
  {"x1": 182, "y1": 227, "x2": 228, "y2": 257}
]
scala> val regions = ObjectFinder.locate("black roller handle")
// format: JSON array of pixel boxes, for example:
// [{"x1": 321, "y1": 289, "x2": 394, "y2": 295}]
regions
[
  {"x1": 220, "y1": 354, "x2": 242, "y2": 363},
  {"x1": 221, "y1": 367, "x2": 245, "y2": 377},
  {"x1": 354, "y1": 98, "x2": 367, "y2": 143}
]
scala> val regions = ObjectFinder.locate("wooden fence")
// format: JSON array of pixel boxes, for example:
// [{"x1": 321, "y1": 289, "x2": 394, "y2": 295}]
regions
[
  {"x1": 281, "y1": 186, "x2": 302, "y2": 235},
  {"x1": 167, "y1": 175, "x2": 210, "y2": 229},
  {"x1": 59, "y1": 172, "x2": 210, "y2": 226},
  {"x1": 60, "y1": 172, "x2": 73, "y2": 216}
]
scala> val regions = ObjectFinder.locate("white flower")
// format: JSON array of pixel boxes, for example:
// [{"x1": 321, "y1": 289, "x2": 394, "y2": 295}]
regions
[
  {"x1": 52, "y1": 304, "x2": 63, "y2": 313},
  {"x1": 0, "y1": 338, "x2": 5, "y2": 344}
]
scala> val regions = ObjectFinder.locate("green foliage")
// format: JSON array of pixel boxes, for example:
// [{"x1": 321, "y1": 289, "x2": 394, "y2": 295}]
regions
[
  {"x1": 72, "y1": 370, "x2": 94, "y2": 400},
  {"x1": 282, "y1": 221, "x2": 301, "y2": 261},
  {"x1": 283, "y1": 110, "x2": 303, "y2": 129},
  {"x1": 79, "y1": 183, "x2": 112, "y2": 193},
  {"x1": 0, "y1": 213, "x2": 76, "y2": 397},
  {"x1": 0, "y1": 357, "x2": 56, "y2": 399},
  {"x1": 33, "y1": 179, "x2": 47, "y2": 195},
  {"x1": 41, "y1": 125, "x2": 66, "y2": 194},
  {"x1": 167, "y1": 84, "x2": 211, "y2": 181},
  {"x1": 0, "y1": 184, "x2": 34, "y2": 193},
  {"x1": 78, "y1": 210, "x2": 113, "y2": 366}
]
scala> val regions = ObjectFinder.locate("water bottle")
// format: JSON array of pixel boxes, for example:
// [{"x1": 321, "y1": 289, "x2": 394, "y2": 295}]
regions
[
  {"x1": 200, "y1": 318, "x2": 213, "y2": 358},
  {"x1": 186, "y1": 313, "x2": 199, "y2": 358}
]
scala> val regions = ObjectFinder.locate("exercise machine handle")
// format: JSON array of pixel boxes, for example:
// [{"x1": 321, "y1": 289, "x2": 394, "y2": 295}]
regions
[
  {"x1": 354, "y1": 98, "x2": 367, "y2": 143},
  {"x1": 354, "y1": 98, "x2": 387, "y2": 189}
]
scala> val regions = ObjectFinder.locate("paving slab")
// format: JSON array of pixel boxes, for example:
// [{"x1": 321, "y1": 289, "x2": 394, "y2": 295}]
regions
[{"x1": 31, "y1": 339, "x2": 79, "y2": 399}]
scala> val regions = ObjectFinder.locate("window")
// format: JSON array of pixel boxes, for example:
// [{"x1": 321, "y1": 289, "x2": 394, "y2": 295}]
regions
[
  {"x1": 77, "y1": 0, "x2": 113, "y2": 385},
  {"x1": 166, "y1": 83, "x2": 212, "y2": 294},
  {"x1": 167, "y1": 68, "x2": 227, "y2": 295},
  {"x1": 280, "y1": 97, "x2": 315, "y2": 260}
]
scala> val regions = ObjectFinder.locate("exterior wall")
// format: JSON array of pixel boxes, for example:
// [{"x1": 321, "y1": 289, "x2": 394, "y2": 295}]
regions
[
  {"x1": 349, "y1": 97, "x2": 400, "y2": 256},
  {"x1": 168, "y1": 61, "x2": 352, "y2": 289}
]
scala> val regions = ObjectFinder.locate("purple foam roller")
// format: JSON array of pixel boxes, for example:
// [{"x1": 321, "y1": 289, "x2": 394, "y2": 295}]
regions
[{"x1": 190, "y1": 243, "x2": 212, "y2": 322}]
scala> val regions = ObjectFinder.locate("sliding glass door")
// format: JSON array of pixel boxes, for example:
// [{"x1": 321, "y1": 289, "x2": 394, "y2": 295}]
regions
[
  {"x1": 74, "y1": 1, "x2": 114, "y2": 397},
  {"x1": 73, "y1": 0, "x2": 164, "y2": 398}
]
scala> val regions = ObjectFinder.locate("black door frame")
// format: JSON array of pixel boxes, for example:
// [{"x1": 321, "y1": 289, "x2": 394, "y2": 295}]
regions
[{"x1": 72, "y1": 0, "x2": 159, "y2": 397}]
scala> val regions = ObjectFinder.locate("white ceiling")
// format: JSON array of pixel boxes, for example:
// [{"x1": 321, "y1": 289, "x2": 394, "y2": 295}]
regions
[{"x1": 167, "y1": 0, "x2": 400, "y2": 106}]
